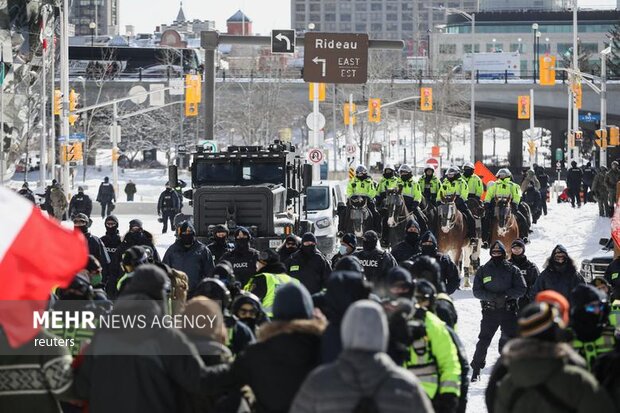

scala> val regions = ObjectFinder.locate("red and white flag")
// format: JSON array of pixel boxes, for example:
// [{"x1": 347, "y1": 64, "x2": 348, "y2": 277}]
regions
[{"x1": 0, "y1": 187, "x2": 88, "y2": 347}]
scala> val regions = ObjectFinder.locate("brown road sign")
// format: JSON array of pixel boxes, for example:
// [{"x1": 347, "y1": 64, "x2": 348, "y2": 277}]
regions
[{"x1": 303, "y1": 32, "x2": 369, "y2": 84}]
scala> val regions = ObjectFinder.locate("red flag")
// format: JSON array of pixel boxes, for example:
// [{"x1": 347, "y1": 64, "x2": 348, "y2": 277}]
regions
[
  {"x1": 612, "y1": 197, "x2": 620, "y2": 249},
  {"x1": 0, "y1": 188, "x2": 88, "y2": 347}
]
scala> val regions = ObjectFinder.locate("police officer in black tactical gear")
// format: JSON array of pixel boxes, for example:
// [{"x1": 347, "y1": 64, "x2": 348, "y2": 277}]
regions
[{"x1": 353, "y1": 230, "x2": 397, "y2": 289}]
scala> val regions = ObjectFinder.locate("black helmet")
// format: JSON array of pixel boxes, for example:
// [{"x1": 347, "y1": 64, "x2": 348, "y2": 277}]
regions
[
  {"x1": 121, "y1": 246, "x2": 149, "y2": 271},
  {"x1": 192, "y1": 278, "x2": 231, "y2": 309}
]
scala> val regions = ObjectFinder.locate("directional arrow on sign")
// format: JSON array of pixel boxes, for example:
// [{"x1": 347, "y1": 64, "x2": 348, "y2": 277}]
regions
[
  {"x1": 275, "y1": 33, "x2": 291, "y2": 50},
  {"x1": 312, "y1": 57, "x2": 327, "y2": 77}
]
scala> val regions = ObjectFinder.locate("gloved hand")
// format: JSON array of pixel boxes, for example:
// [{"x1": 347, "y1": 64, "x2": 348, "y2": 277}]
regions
[{"x1": 433, "y1": 393, "x2": 459, "y2": 413}]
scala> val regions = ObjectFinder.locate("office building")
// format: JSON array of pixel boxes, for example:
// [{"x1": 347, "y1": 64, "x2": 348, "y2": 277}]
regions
[{"x1": 70, "y1": 0, "x2": 120, "y2": 36}]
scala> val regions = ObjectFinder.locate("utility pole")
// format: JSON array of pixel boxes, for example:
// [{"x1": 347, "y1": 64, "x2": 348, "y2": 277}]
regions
[
  {"x1": 332, "y1": 84, "x2": 337, "y2": 172},
  {"x1": 570, "y1": 0, "x2": 579, "y2": 164},
  {"x1": 600, "y1": 47, "x2": 611, "y2": 167},
  {"x1": 529, "y1": 88, "x2": 535, "y2": 167},
  {"x1": 39, "y1": 42, "x2": 47, "y2": 188},
  {"x1": 60, "y1": 0, "x2": 71, "y2": 196},
  {"x1": 50, "y1": 33, "x2": 56, "y2": 181},
  {"x1": 312, "y1": 82, "x2": 320, "y2": 181}
]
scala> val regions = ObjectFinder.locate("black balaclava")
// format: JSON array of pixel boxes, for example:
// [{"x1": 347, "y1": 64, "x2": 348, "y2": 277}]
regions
[
  {"x1": 383, "y1": 169, "x2": 394, "y2": 179},
  {"x1": 510, "y1": 239, "x2": 526, "y2": 264},
  {"x1": 490, "y1": 240, "x2": 507, "y2": 263},
  {"x1": 301, "y1": 232, "x2": 318, "y2": 257},
  {"x1": 405, "y1": 219, "x2": 420, "y2": 246},
  {"x1": 105, "y1": 215, "x2": 119, "y2": 235},
  {"x1": 463, "y1": 168, "x2": 474, "y2": 178},
  {"x1": 551, "y1": 245, "x2": 569, "y2": 272},
  {"x1": 419, "y1": 231, "x2": 438, "y2": 256},
  {"x1": 234, "y1": 227, "x2": 251, "y2": 252},
  {"x1": 362, "y1": 230, "x2": 379, "y2": 252}
]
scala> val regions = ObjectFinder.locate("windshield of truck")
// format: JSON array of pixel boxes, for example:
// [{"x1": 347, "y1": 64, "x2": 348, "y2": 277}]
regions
[
  {"x1": 306, "y1": 186, "x2": 330, "y2": 210},
  {"x1": 194, "y1": 159, "x2": 285, "y2": 186}
]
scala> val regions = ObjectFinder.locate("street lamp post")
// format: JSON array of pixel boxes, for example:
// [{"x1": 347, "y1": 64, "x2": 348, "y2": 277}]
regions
[
  {"x1": 536, "y1": 31, "x2": 541, "y2": 72},
  {"x1": 89, "y1": 22, "x2": 96, "y2": 47},
  {"x1": 532, "y1": 23, "x2": 538, "y2": 82},
  {"x1": 433, "y1": 7, "x2": 476, "y2": 161},
  {"x1": 600, "y1": 46, "x2": 611, "y2": 167}
]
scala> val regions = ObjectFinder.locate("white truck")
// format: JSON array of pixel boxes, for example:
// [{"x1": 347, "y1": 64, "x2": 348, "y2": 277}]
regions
[
  {"x1": 305, "y1": 181, "x2": 347, "y2": 257},
  {"x1": 462, "y1": 51, "x2": 521, "y2": 79}
]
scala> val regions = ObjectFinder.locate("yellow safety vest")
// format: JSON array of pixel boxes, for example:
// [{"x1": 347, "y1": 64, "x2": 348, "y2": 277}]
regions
[{"x1": 244, "y1": 272, "x2": 299, "y2": 317}]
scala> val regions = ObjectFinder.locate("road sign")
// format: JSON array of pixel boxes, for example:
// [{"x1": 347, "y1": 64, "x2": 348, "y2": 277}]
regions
[
  {"x1": 426, "y1": 158, "x2": 439, "y2": 170},
  {"x1": 177, "y1": 144, "x2": 187, "y2": 153},
  {"x1": 306, "y1": 112, "x2": 326, "y2": 131},
  {"x1": 307, "y1": 148, "x2": 325, "y2": 164},
  {"x1": 149, "y1": 84, "x2": 165, "y2": 106},
  {"x1": 70, "y1": 133, "x2": 86, "y2": 142},
  {"x1": 129, "y1": 85, "x2": 148, "y2": 104},
  {"x1": 556, "y1": 161, "x2": 561, "y2": 171},
  {"x1": 271, "y1": 29, "x2": 296, "y2": 54},
  {"x1": 345, "y1": 144, "x2": 357, "y2": 155},
  {"x1": 303, "y1": 32, "x2": 369, "y2": 84},
  {"x1": 579, "y1": 112, "x2": 601, "y2": 123}
]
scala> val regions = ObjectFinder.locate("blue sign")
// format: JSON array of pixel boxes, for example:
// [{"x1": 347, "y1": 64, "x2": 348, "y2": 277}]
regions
[
  {"x1": 58, "y1": 133, "x2": 86, "y2": 143},
  {"x1": 579, "y1": 113, "x2": 600, "y2": 123}
]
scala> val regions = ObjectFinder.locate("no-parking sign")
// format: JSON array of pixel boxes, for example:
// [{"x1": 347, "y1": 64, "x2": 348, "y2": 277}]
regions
[{"x1": 307, "y1": 148, "x2": 325, "y2": 164}]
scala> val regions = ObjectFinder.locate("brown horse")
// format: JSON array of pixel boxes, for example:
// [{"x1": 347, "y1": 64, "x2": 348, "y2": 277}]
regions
[
  {"x1": 490, "y1": 197, "x2": 520, "y2": 257},
  {"x1": 436, "y1": 195, "x2": 469, "y2": 266}
]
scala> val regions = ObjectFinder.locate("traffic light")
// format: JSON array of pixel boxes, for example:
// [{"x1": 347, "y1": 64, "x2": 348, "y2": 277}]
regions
[
  {"x1": 54, "y1": 90, "x2": 62, "y2": 115},
  {"x1": 609, "y1": 126, "x2": 620, "y2": 146},
  {"x1": 539, "y1": 55, "x2": 556, "y2": 86},
  {"x1": 368, "y1": 98, "x2": 381, "y2": 123},
  {"x1": 185, "y1": 74, "x2": 201, "y2": 117},
  {"x1": 69, "y1": 89, "x2": 79, "y2": 126},
  {"x1": 112, "y1": 147, "x2": 120, "y2": 161},
  {"x1": 420, "y1": 87, "x2": 433, "y2": 111},
  {"x1": 308, "y1": 83, "x2": 326, "y2": 102},
  {"x1": 572, "y1": 82, "x2": 582, "y2": 109},
  {"x1": 595, "y1": 129, "x2": 608, "y2": 148},
  {"x1": 517, "y1": 95, "x2": 530, "y2": 119},
  {"x1": 343, "y1": 103, "x2": 357, "y2": 125},
  {"x1": 72, "y1": 142, "x2": 83, "y2": 161},
  {"x1": 527, "y1": 139, "x2": 536, "y2": 155}
]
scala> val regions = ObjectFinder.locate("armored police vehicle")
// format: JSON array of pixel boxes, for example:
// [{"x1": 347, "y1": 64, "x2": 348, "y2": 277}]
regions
[{"x1": 175, "y1": 140, "x2": 310, "y2": 250}]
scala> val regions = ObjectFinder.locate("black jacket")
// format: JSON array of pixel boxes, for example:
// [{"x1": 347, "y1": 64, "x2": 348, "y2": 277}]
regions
[
  {"x1": 320, "y1": 271, "x2": 369, "y2": 364},
  {"x1": 220, "y1": 247, "x2": 260, "y2": 287},
  {"x1": 285, "y1": 248, "x2": 331, "y2": 294},
  {"x1": 509, "y1": 254, "x2": 540, "y2": 308},
  {"x1": 604, "y1": 257, "x2": 620, "y2": 300},
  {"x1": 531, "y1": 259, "x2": 584, "y2": 300},
  {"x1": 85, "y1": 232, "x2": 111, "y2": 280},
  {"x1": 17, "y1": 188, "x2": 35, "y2": 203},
  {"x1": 96, "y1": 182, "x2": 115, "y2": 203},
  {"x1": 73, "y1": 295, "x2": 218, "y2": 413},
  {"x1": 353, "y1": 248, "x2": 397, "y2": 286},
  {"x1": 69, "y1": 193, "x2": 93, "y2": 217},
  {"x1": 582, "y1": 166, "x2": 596, "y2": 186},
  {"x1": 391, "y1": 239, "x2": 421, "y2": 264},
  {"x1": 118, "y1": 230, "x2": 161, "y2": 263},
  {"x1": 225, "y1": 316, "x2": 256, "y2": 356},
  {"x1": 567, "y1": 167, "x2": 583, "y2": 189},
  {"x1": 231, "y1": 319, "x2": 325, "y2": 413},
  {"x1": 473, "y1": 254, "x2": 527, "y2": 307},
  {"x1": 536, "y1": 169, "x2": 550, "y2": 190},
  {"x1": 101, "y1": 230, "x2": 122, "y2": 295},
  {"x1": 522, "y1": 187, "x2": 542, "y2": 209},
  {"x1": 411, "y1": 231, "x2": 461, "y2": 295},
  {"x1": 277, "y1": 246, "x2": 298, "y2": 263},
  {"x1": 124, "y1": 182, "x2": 137, "y2": 195},
  {"x1": 163, "y1": 240, "x2": 215, "y2": 292},
  {"x1": 208, "y1": 239, "x2": 232, "y2": 264},
  {"x1": 411, "y1": 251, "x2": 461, "y2": 295},
  {"x1": 157, "y1": 189, "x2": 180, "y2": 214}
]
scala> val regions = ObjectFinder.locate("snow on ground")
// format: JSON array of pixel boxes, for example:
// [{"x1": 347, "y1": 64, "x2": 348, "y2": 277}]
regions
[
  {"x1": 458, "y1": 200, "x2": 611, "y2": 413},
  {"x1": 9, "y1": 168, "x2": 612, "y2": 413}
]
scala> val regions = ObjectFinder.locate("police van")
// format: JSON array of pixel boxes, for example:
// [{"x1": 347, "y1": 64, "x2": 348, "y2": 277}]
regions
[{"x1": 305, "y1": 181, "x2": 346, "y2": 256}]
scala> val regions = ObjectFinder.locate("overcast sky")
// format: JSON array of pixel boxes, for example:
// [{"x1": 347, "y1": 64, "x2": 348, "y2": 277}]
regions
[{"x1": 119, "y1": 0, "x2": 616, "y2": 36}]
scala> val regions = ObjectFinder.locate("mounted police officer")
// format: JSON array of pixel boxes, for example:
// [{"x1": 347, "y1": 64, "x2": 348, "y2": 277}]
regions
[
  {"x1": 437, "y1": 166, "x2": 476, "y2": 242},
  {"x1": 346, "y1": 164, "x2": 381, "y2": 232},
  {"x1": 375, "y1": 163, "x2": 400, "y2": 204},
  {"x1": 420, "y1": 166, "x2": 441, "y2": 206},
  {"x1": 398, "y1": 164, "x2": 428, "y2": 232},
  {"x1": 482, "y1": 168, "x2": 529, "y2": 248},
  {"x1": 462, "y1": 162, "x2": 484, "y2": 200}
]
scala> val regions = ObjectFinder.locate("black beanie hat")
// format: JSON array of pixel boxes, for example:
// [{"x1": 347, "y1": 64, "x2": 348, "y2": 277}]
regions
[
  {"x1": 341, "y1": 233, "x2": 357, "y2": 249},
  {"x1": 272, "y1": 283, "x2": 314, "y2": 321}
]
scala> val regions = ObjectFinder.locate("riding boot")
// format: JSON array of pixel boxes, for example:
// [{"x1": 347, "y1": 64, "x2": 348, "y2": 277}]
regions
[
  {"x1": 481, "y1": 215, "x2": 491, "y2": 248},
  {"x1": 413, "y1": 207, "x2": 429, "y2": 233},
  {"x1": 516, "y1": 213, "x2": 529, "y2": 242},
  {"x1": 464, "y1": 210, "x2": 477, "y2": 242}
]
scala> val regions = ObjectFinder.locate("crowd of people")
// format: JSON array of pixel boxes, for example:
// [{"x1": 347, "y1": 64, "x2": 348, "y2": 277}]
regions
[{"x1": 2, "y1": 202, "x2": 620, "y2": 413}]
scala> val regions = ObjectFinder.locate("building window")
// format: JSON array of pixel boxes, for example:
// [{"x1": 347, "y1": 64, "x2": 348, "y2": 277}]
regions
[
  {"x1": 386, "y1": 23, "x2": 398, "y2": 31},
  {"x1": 402, "y1": 3, "x2": 413, "y2": 11},
  {"x1": 356, "y1": 13, "x2": 368, "y2": 22},
  {"x1": 295, "y1": 13, "x2": 306, "y2": 23},
  {"x1": 325, "y1": 3, "x2": 336, "y2": 11},
  {"x1": 521, "y1": 60, "x2": 529, "y2": 72},
  {"x1": 402, "y1": 13, "x2": 413, "y2": 21},
  {"x1": 310, "y1": 13, "x2": 321, "y2": 22},
  {"x1": 402, "y1": 22, "x2": 414, "y2": 31},
  {"x1": 325, "y1": 13, "x2": 336, "y2": 21},
  {"x1": 356, "y1": 23, "x2": 367, "y2": 31},
  {"x1": 355, "y1": 3, "x2": 367, "y2": 11},
  {"x1": 486, "y1": 43, "x2": 502, "y2": 52},
  {"x1": 581, "y1": 43, "x2": 598, "y2": 53},
  {"x1": 439, "y1": 44, "x2": 456, "y2": 54},
  {"x1": 463, "y1": 44, "x2": 480, "y2": 53},
  {"x1": 340, "y1": 2, "x2": 352, "y2": 10},
  {"x1": 309, "y1": 4, "x2": 320, "y2": 11},
  {"x1": 371, "y1": 3, "x2": 382, "y2": 11},
  {"x1": 557, "y1": 43, "x2": 572, "y2": 55},
  {"x1": 371, "y1": 23, "x2": 383, "y2": 31},
  {"x1": 295, "y1": 4, "x2": 305, "y2": 12},
  {"x1": 386, "y1": 13, "x2": 398, "y2": 21},
  {"x1": 325, "y1": 22, "x2": 337, "y2": 30},
  {"x1": 340, "y1": 13, "x2": 352, "y2": 22},
  {"x1": 510, "y1": 43, "x2": 523, "y2": 53},
  {"x1": 387, "y1": 4, "x2": 398, "y2": 11}
]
